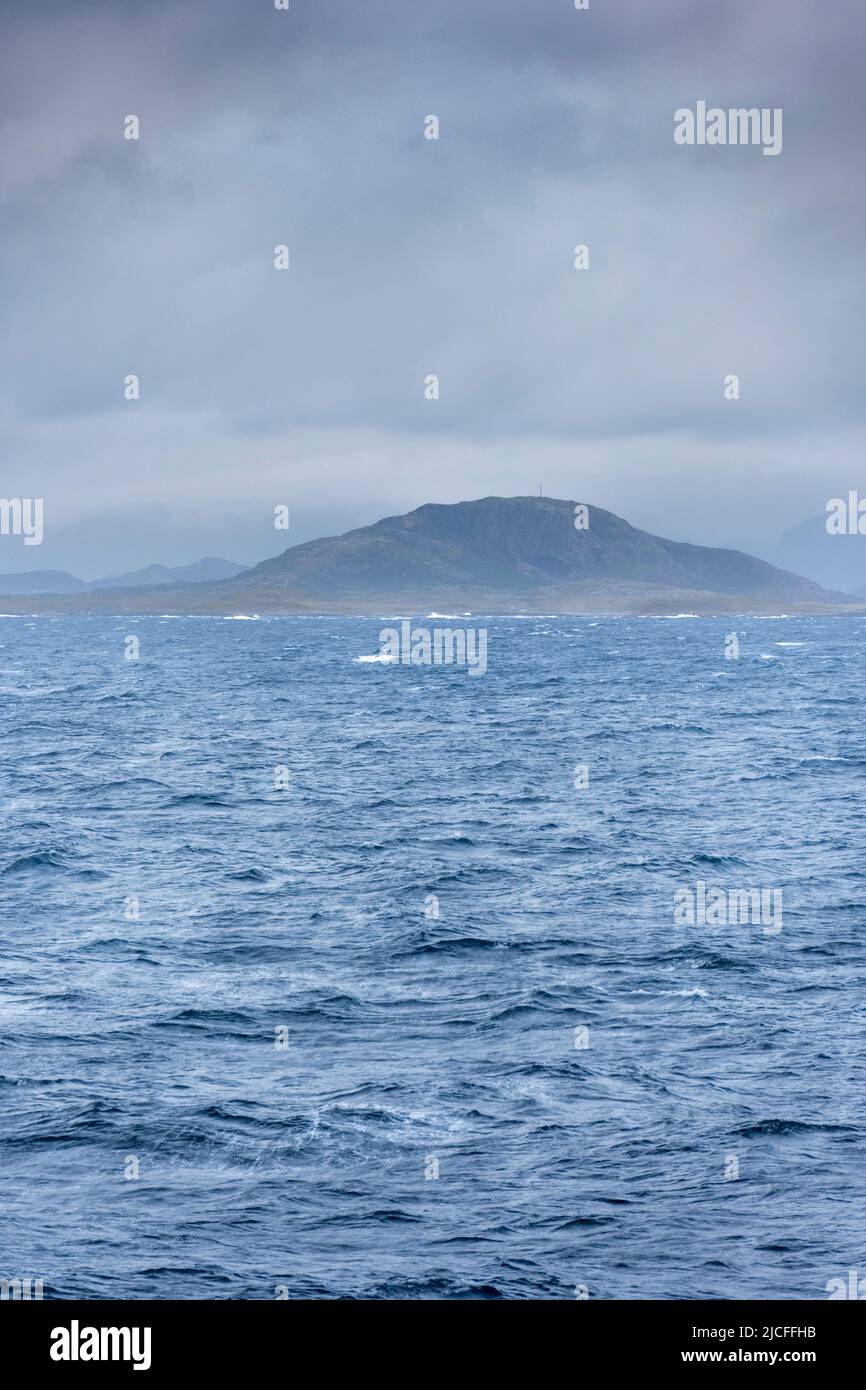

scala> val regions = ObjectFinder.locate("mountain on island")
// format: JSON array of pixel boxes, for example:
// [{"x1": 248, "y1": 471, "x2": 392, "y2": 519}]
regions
[
  {"x1": 0, "y1": 556, "x2": 248, "y2": 596},
  {"x1": 0, "y1": 498, "x2": 859, "y2": 615},
  {"x1": 243, "y1": 496, "x2": 834, "y2": 604},
  {"x1": 770, "y1": 513, "x2": 866, "y2": 594},
  {"x1": 88, "y1": 556, "x2": 249, "y2": 589},
  {"x1": 0, "y1": 569, "x2": 89, "y2": 595}
]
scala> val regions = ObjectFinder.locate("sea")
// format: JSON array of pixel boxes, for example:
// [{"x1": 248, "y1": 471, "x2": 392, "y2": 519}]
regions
[{"x1": 1, "y1": 612, "x2": 865, "y2": 1300}]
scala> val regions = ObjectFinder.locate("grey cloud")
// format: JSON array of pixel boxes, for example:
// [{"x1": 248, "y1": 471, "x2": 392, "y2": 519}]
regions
[{"x1": 0, "y1": 0, "x2": 863, "y2": 572}]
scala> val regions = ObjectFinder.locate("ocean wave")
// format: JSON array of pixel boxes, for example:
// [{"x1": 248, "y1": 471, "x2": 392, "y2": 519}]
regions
[
  {"x1": 1, "y1": 848, "x2": 106, "y2": 878},
  {"x1": 2, "y1": 612, "x2": 865, "y2": 1301}
]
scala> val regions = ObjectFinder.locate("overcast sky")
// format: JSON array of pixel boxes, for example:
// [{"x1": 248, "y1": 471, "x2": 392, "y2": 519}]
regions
[{"x1": 1, "y1": 0, "x2": 863, "y2": 576}]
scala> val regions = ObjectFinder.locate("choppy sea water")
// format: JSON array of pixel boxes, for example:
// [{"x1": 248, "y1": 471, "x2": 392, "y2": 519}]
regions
[{"x1": 1, "y1": 612, "x2": 865, "y2": 1300}]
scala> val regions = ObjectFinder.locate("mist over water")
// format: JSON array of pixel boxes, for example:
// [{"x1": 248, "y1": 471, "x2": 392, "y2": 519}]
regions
[{"x1": 2, "y1": 614, "x2": 865, "y2": 1299}]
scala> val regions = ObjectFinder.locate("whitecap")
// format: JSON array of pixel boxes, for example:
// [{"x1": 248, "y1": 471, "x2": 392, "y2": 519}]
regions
[{"x1": 626, "y1": 987, "x2": 708, "y2": 998}]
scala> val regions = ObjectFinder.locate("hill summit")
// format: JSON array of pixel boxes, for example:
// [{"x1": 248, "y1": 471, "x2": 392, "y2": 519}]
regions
[{"x1": 239, "y1": 495, "x2": 837, "y2": 610}]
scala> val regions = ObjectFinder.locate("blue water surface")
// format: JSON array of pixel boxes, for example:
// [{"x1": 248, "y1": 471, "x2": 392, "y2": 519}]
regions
[{"x1": 1, "y1": 613, "x2": 864, "y2": 1299}]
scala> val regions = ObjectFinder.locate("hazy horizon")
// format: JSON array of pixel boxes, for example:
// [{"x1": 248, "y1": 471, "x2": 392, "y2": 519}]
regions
[{"x1": 0, "y1": 491, "x2": 848, "y2": 587}]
